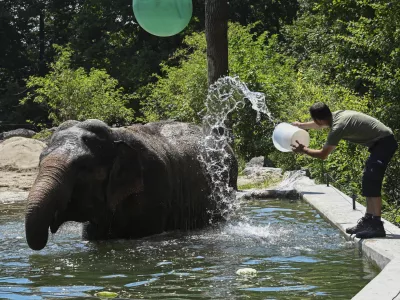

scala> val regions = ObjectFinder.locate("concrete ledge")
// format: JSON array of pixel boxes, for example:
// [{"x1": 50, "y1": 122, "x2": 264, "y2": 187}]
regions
[
  {"x1": 352, "y1": 257, "x2": 400, "y2": 300},
  {"x1": 293, "y1": 177, "x2": 400, "y2": 300}
]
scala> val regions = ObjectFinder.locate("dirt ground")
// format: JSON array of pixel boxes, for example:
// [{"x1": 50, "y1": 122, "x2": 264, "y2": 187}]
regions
[{"x1": 0, "y1": 137, "x2": 45, "y2": 192}]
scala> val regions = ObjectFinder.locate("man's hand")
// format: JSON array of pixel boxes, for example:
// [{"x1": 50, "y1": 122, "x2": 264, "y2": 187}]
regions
[
  {"x1": 291, "y1": 122, "x2": 303, "y2": 129},
  {"x1": 291, "y1": 143, "x2": 336, "y2": 160},
  {"x1": 291, "y1": 121, "x2": 323, "y2": 130},
  {"x1": 291, "y1": 140, "x2": 305, "y2": 153}
]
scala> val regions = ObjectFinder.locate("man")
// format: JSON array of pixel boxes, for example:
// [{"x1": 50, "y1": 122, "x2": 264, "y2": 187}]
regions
[{"x1": 291, "y1": 102, "x2": 397, "y2": 239}]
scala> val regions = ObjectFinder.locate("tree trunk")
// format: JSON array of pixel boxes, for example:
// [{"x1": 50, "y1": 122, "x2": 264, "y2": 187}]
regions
[{"x1": 205, "y1": 0, "x2": 228, "y2": 85}]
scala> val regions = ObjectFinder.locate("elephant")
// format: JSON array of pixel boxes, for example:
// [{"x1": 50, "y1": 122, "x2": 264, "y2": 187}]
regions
[{"x1": 25, "y1": 119, "x2": 238, "y2": 250}]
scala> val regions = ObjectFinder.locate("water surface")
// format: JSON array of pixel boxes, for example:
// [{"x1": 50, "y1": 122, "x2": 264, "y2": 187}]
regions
[{"x1": 0, "y1": 198, "x2": 378, "y2": 299}]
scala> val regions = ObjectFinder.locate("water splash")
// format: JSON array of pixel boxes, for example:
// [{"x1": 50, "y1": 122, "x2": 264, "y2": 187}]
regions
[
  {"x1": 202, "y1": 76, "x2": 275, "y2": 128},
  {"x1": 199, "y1": 76, "x2": 274, "y2": 221}
]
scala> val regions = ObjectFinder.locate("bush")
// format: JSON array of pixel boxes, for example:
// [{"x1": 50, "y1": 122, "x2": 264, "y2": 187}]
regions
[
  {"x1": 32, "y1": 130, "x2": 53, "y2": 142},
  {"x1": 21, "y1": 45, "x2": 134, "y2": 126}
]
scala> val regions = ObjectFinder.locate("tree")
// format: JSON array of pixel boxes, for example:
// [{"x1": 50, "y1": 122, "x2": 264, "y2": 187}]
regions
[
  {"x1": 205, "y1": 0, "x2": 228, "y2": 85},
  {"x1": 0, "y1": 0, "x2": 82, "y2": 128},
  {"x1": 228, "y1": 0, "x2": 298, "y2": 35},
  {"x1": 22, "y1": 45, "x2": 134, "y2": 126}
]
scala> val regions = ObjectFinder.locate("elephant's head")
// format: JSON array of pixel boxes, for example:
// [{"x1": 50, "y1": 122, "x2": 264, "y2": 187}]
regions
[{"x1": 25, "y1": 120, "x2": 144, "y2": 250}]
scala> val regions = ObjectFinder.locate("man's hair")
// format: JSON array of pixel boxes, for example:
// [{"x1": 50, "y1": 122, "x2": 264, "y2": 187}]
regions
[{"x1": 309, "y1": 102, "x2": 332, "y2": 121}]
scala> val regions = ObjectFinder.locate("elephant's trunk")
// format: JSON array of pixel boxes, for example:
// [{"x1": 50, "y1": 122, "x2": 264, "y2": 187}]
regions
[{"x1": 25, "y1": 155, "x2": 73, "y2": 250}]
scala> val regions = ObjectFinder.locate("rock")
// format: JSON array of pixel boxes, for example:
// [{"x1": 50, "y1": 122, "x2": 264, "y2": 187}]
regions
[
  {"x1": 236, "y1": 189, "x2": 298, "y2": 200},
  {"x1": 0, "y1": 137, "x2": 45, "y2": 170},
  {"x1": 0, "y1": 128, "x2": 36, "y2": 140},
  {"x1": 238, "y1": 167, "x2": 283, "y2": 188},
  {"x1": 263, "y1": 157, "x2": 275, "y2": 167},
  {"x1": 301, "y1": 167, "x2": 311, "y2": 177},
  {"x1": 246, "y1": 156, "x2": 265, "y2": 168},
  {"x1": 237, "y1": 168, "x2": 309, "y2": 198},
  {"x1": 245, "y1": 156, "x2": 275, "y2": 168},
  {"x1": 241, "y1": 166, "x2": 282, "y2": 177}
]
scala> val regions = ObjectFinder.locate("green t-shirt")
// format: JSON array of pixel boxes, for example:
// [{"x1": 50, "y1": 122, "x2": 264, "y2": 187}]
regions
[{"x1": 326, "y1": 110, "x2": 393, "y2": 148}]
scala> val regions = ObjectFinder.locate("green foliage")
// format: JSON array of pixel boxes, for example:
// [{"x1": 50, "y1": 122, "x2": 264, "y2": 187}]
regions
[
  {"x1": 138, "y1": 31, "x2": 208, "y2": 123},
  {"x1": 32, "y1": 130, "x2": 53, "y2": 142},
  {"x1": 22, "y1": 45, "x2": 134, "y2": 126},
  {"x1": 228, "y1": 0, "x2": 299, "y2": 35}
]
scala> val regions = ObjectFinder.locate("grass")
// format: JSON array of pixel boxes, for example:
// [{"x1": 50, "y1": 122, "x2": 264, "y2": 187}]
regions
[{"x1": 237, "y1": 177, "x2": 282, "y2": 190}]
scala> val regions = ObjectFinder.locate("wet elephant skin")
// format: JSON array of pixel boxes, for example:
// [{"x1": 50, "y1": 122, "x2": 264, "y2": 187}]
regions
[{"x1": 24, "y1": 119, "x2": 238, "y2": 250}]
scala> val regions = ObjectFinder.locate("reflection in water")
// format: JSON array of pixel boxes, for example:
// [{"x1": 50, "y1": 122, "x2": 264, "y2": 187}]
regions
[{"x1": 0, "y1": 198, "x2": 378, "y2": 299}]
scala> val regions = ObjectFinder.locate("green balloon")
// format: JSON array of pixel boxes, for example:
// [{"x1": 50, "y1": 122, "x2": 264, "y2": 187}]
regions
[{"x1": 132, "y1": 0, "x2": 192, "y2": 37}]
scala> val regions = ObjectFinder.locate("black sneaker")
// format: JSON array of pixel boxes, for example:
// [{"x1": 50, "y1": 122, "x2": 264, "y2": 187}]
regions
[
  {"x1": 345, "y1": 216, "x2": 372, "y2": 234},
  {"x1": 355, "y1": 219, "x2": 386, "y2": 239}
]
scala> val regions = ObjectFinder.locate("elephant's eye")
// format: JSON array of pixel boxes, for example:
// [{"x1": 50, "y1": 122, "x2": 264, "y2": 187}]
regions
[{"x1": 82, "y1": 135, "x2": 98, "y2": 148}]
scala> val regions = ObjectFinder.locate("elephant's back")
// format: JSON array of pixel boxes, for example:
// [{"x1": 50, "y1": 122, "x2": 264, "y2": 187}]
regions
[
  {"x1": 129, "y1": 122, "x2": 205, "y2": 155},
  {"x1": 147, "y1": 121, "x2": 204, "y2": 143},
  {"x1": 158, "y1": 122, "x2": 204, "y2": 151},
  {"x1": 122, "y1": 121, "x2": 202, "y2": 138}
]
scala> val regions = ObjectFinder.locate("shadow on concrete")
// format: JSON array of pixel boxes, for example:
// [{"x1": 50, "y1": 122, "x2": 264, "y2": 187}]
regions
[
  {"x1": 384, "y1": 234, "x2": 400, "y2": 240},
  {"x1": 300, "y1": 192, "x2": 325, "y2": 195}
]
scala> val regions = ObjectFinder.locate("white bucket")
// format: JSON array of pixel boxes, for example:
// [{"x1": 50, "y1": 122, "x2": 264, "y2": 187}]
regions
[{"x1": 272, "y1": 123, "x2": 310, "y2": 152}]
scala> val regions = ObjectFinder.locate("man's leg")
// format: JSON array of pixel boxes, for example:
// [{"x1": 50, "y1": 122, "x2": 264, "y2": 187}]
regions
[
  {"x1": 348, "y1": 135, "x2": 397, "y2": 237},
  {"x1": 357, "y1": 135, "x2": 398, "y2": 238},
  {"x1": 345, "y1": 155, "x2": 375, "y2": 235},
  {"x1": 366, "y1": 196, "x2": 382, "y2": 216},
  {"x1": 355, "y1": 163, "x2": 386, "y2": 238}
]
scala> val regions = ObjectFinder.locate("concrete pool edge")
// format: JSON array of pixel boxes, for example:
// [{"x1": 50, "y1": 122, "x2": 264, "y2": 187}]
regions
[{"x1": 294, "y1": 176, "x2": 400, "y2": 300}]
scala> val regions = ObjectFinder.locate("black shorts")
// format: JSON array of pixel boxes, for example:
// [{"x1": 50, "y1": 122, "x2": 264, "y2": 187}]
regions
[{"x1": 362, "y1": 134, "x2": 398, "y2": 197}]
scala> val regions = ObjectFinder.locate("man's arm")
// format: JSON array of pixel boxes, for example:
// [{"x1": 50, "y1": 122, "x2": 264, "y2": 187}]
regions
[
  {"x1": 291, "y1": 141, "x2": 336, "y2": 160},
  {"x1": 292, "y1": 121, "x2": 323, "y2": 130}
]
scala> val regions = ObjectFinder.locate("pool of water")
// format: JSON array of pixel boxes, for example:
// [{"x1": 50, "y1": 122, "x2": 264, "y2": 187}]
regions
[{"x1": 0, "y1": 198, "x2": 378, "y2": 299}]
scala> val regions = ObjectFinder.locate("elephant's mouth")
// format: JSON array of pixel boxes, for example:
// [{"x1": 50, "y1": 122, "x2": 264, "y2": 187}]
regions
[
  {"x1": 50, "y1": 211, "x2": 63, "y2": 234},
  {"x1": 49, "y1": 202, "x2": 91, "y2": 234}
]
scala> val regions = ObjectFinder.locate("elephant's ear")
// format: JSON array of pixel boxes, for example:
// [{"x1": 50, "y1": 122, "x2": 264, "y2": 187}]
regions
[{"x1": 107, "y1": 141, "x2": 144, "y2": 211}]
